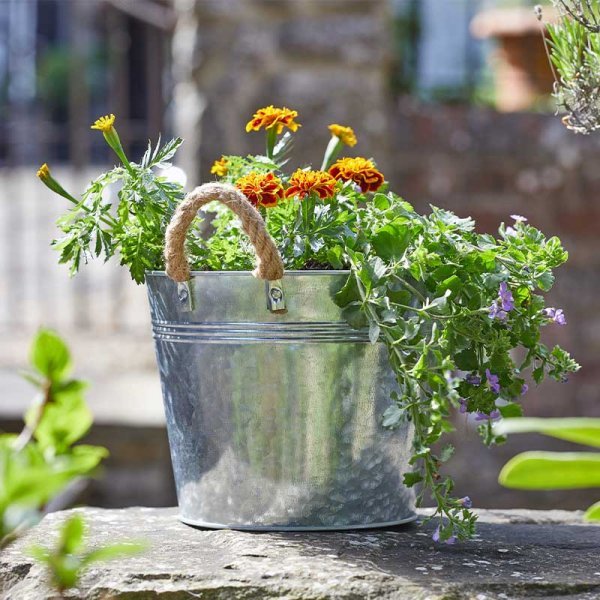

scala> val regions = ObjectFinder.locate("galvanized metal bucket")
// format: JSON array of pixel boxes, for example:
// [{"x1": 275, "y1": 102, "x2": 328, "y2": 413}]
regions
[{"x1": 147, "y1": 183, "x2": 416, "y2": 531}]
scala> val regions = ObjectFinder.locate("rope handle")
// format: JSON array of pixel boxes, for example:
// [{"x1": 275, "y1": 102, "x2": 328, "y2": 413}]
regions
[{"x1": 164, "y1": 182, "x2": 285, "y2": 283}]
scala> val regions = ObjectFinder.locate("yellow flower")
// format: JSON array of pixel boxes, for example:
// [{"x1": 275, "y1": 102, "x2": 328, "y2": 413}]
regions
[
  {"x1": 329, "y1": 157, "x2": 385, "y2": 193},
  {"x1": 328, "y1": 124, "x2": 357, "y2": 147},
  {"x1": 36, "y1": 162, "x2": 78, "y2": 203},
  {"x1": 246, "y1": 106, "x2": 301, "y2": 135},
  {"x1": 91, "y1": 114, "x2": 116, "y2": 133},
  {"x1": 36, "y1": 163, "x2": 50, "y2": 182},
  {"x1": 285, "y1": 169, "x2": 337, "y2": 201},
  {"x1": 211, "y1": 157, "x2": 229, "y2": 177},
  {"x1": 236, "y1": 172, "x2": 284, "y2": 208}
]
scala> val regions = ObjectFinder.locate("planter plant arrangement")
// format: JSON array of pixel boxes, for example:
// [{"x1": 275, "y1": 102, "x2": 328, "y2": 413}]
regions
[{"x1": 38, "y1": 108, "x2": 579, "y2": 542}]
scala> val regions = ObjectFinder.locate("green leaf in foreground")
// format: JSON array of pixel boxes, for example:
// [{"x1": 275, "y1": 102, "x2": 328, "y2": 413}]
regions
[
  {"x1": 499, "y1": 451, "x2": 600, "y2": 490},
  {"x1": 30, "y1": 329, "x2": 71, "y2": 380},
  {"x1": 494, "y1": 418, "x2": 600, "y2": 449},
  {"x1": 30, "y1": 514, "x2": 145, "y2": 593},
  {"x1": 584, "y1": 501, "x2": 600, "y2": 522}
]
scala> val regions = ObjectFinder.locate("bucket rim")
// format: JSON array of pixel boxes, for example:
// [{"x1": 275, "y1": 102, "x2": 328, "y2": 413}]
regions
[{"x1": 145, "y1": 269, "x2": 351, "y2": 277}]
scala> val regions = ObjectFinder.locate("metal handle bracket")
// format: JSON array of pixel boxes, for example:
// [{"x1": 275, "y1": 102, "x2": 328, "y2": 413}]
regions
[{"x1": 266, "y1": 280, "x2": 286, "y2": 314}]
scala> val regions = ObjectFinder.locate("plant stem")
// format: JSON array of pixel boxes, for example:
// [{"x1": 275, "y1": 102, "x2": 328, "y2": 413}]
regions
[
  {"x1": 13, "y1": 380, "x2": 51, "y2": 452},
  {"x1": 266, "y1": 128, "x2": 278, "y2": 160}
]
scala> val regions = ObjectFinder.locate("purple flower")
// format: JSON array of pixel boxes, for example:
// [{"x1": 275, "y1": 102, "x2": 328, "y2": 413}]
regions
[
  {"x1": 432, "y1": 526, "x2": 457, "y2": 545},
  {"x1": 465, "y1": 373, "x2": 481, "y2": 386},
  {"x1": 489, "y1": 300, "x2": 508, "y2": 321},
  {"x1": 505, "y1": 226, "x2": 517, "y2": 237},
  {"x1": 474, "y1": 409, "x2": 501, "y2": 422},
  {"x1": 544, "y1": 307, "x2": 567, "y2": 326},
  {"x1": 521, "y1": 383, "x2": 529, "y2": 396},
  {"x1": 486, "y1": 369, "x2": 500, "y2": 394},
  {"x1": 459, "y1": 496, "x2": 473, "y2": 509},
  {"x1": 498, "y1": 282, "x2": 515, "y2": 312},
  {"x1": 458, "y1": 398, "x2": 468, "y2": 414},
  {"x1": 510, "y1": 214, "x2": 528, "y2": 224}
]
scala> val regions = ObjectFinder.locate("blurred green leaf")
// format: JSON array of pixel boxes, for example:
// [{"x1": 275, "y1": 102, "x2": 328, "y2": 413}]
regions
[
  {"x1": 499, "y1": 451, "x2": 600, "y2": 490},
  {"x1": 31, "y1": 390, "x2": 93, "y2": 452},
  {"x1": 60, "y1": 515, "x2": 85, "y2": 554},
  {"x1": 82, "y1": 541, "x2": 146, "y2": 564},
  {"x1": 584, "y1": 501, "x2": 600, "y2": 521},
  {"x1": 494, "y1": 418, "x2": 600, "y2": 448},
  {"x1": 30, "y1": 329, "x2": 71, "y2": 380}
]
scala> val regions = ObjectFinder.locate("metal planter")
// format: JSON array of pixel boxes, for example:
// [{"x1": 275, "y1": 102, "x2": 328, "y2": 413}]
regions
[{"x1": 147, "y1": 270, "x2": 416, "y2": 531}]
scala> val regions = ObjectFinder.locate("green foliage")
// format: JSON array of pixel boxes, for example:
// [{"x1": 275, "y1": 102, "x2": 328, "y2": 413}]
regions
[
  {"x1": 52, "y1": 137, "x2": 185, "y2": 284},
  {"x1": 497, "y1": 417, "x2": 599, "y2": 520},
  {"x1": 0, "y1": 330, "x2": 107, "y2": 548},
  {"x1": 30, "y1": 514, "x2": 144, "y2": 593}
]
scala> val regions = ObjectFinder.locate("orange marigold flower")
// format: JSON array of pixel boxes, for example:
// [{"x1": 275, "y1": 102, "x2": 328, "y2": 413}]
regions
[
  {"x1": 211, "y1": 156, "x2": 228, "y2": 177},
  {"x1": 236, "y1": 172, "x2": 284, "y2": 208},
  {"x1": 285, "y1": 169, "x2": 337, "y2": 200},
  {"x1": 245, "y1": 105, "x2": 301, "y2": 135},
  {"x1": 328, "y1": 124, "x2": 357, "y2": 147},
  {"x1": 329, "y1": 157, "x2": 385, "y2": 193}
]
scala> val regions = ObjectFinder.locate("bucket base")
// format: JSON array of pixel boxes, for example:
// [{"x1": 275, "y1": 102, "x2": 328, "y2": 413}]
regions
[{"x1": 179, "y1": 513, "x2": 419, "y2": 532}]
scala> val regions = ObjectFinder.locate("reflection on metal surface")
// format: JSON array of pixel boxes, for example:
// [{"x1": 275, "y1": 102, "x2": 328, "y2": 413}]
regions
[{"x1": 147, "y1": 271, "x2": 416, "y2": 531}]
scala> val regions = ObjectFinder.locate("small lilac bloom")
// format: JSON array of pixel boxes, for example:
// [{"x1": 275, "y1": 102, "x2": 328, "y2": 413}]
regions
[
  {"x1": 498, "y1": 282, "x2": 515, "y2": 312},
  {"x1": 505, "y1": 226, "x2": 517, "y2": 237},
  {"x1": 459, "y1": 496, "x2": 473, "y2": 509},
  {"x1": 432, "y1": 526, "x2": 457, "y2": 545},
  {"x1": 544, "y1": 307, "x2": 567, "y2": 325},
  {"x1": 458, "y1": 398, "x2": 468, "y2": 414},
  {"x1": 475, "y1": 409, "x2": 501, "y2": 422},
  {"x1": 465, "y1": 373, "x2": 481, "y2": 386},
  {"x1": 521, "y1": 383, "x2": 529, "y2": 396},
  {"x1": 554, "y1": 309, "x2": 567, "y2": 325},
  {"x1": 511, "y1": 214, "x2": 528, "y2": 224},
  {"x1": 489, "y1": 300, "x2": 508, "y2": 321},
  {"x1": 485, "y1": 368, "x2": 500, "y2": 394}
]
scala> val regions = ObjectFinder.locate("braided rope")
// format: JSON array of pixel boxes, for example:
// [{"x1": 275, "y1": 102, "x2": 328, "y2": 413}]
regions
[{"x1": 164, "y1": 182, "x2": 284, "y2": 283}]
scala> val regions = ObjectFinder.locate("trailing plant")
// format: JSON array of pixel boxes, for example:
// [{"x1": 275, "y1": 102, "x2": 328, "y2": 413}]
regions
[
  {"x1": 38, "y1": 109, "x2": 579, "y2": 542},
  {"x1": 497, "y1": 417, "x2": 600, "y2": 520}
]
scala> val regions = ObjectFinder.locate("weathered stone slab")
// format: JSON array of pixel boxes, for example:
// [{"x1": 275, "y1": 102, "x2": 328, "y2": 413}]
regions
[{"x1": 1, "y1": 507, "x2": 599, "y2": 599}]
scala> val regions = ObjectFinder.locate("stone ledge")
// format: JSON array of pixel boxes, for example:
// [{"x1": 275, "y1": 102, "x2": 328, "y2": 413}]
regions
[{"x1": 1, "y1": 507, "x2": 599, "y2": 599}]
